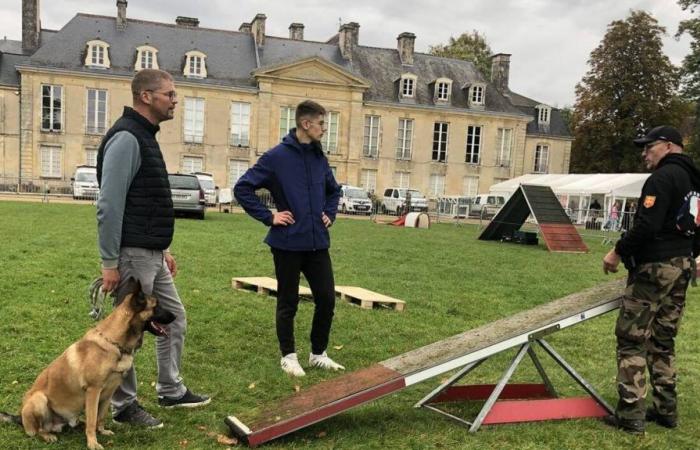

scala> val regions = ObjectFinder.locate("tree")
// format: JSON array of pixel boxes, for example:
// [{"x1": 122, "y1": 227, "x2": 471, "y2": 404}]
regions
[
  {"x1": 429, "y1": 31, "x2": 492, "y2": 79},
  {"x1": 677, "y1": 0, "x2": 700, "y2": 159},
  {"x1": 570, "y1": 10, "x2": 684, "y2": 173}
]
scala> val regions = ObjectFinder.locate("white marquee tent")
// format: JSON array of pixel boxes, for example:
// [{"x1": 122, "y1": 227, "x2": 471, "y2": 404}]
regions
[{"x1": 489, "y1": 173, "x2": 650, "y2": 224}]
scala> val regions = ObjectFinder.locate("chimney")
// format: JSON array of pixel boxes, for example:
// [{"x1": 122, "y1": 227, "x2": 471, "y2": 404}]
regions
[
  {"x1": 490, "y1": 53, "x2": 511, "y2": 93},
  {"x1": 116, "y1": 0, "x2": 127, "y2": 30},
  {"x1": 176, "y1": 16, "x2": 199, "y2": 27},
  {"x1": 289, "y1": 23, "x2": 304, "y2": 40},
  {"x1": 251, "y1": 13, "x2": 266, "y2": 47},
  {"x1": 338, "y1": 22, "x2": 359, "y2": 61},
  {"x1": 397, "y1": 32, "x2": 416, "y2": 65},
  {"x1": 239, "y1": 22, "x2": 252, "y2": 34},
  {"x1": 22, "y1": 0, "x2": 41, "y2": 54}
]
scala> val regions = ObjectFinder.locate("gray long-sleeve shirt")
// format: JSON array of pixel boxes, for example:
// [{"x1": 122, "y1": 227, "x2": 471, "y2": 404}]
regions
[{"x1": 96, "y1": 131, "x2": 141, "y2": 268}]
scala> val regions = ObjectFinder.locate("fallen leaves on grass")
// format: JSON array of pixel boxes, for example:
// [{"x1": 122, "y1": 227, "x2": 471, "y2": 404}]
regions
[
  {"x1": 248, "y1": 382, "x2": 256, "y2": 389},
  {"x1": 217, "y1": 434, "x2": 238, "y2": 446},
  {"x1": 333, "y1": 345, "x2": 344, "y2": 350},
  {"x1": 294, "y1": 385, "x2": 301, "y2": 392}
]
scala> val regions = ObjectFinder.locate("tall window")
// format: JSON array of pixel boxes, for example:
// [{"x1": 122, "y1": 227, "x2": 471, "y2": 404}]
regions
[
  {"x1": 497, "y1": 128, "x2": 513, "y2": 167},
  {"x1": 279, "y1": 106, "x2": 296, "y2": 141},
  {"x1": 393, "y1": 171, "x2": 410, "y2": 189},
  {"x1": 86, "y1": 89, "x2": 107, "y2": 135},
  {"x1": 471, "y1": 85, "x2": 484, "y2": 105},
  {"x1": 141, "y1": 50, "x2": 154, "y2": 69},
  {"x1": 534, "y1": 144, "x2": 549, "y2": 173},
  {"x1": 182, "y1": 156, "x2": 203, "y2": 174},
  {"x1": 429, "y1": 174, "x2": 445, "y2": 197},
  {"x1": 537, "y1": 106, "x2": 550, "y2": 124},
  {"x1": 92, "y1": 45, "x2": 105, "y2": 66},
  {"x1": 85, "y1": 148, "x2": 98, "y2": 166},
  {"x1": 41, "y1": 145, "x2": 61, "y2": 178},
  {"x1": 360, "y1": 169, "x2": 377, "y2": 193},
  {"x1": 401, "y1": 77, "x2": 415, "y2": 97},
  {"x1": 229, "y1": 160, "x2": 249, "y2": 186},
  {"x1": 437, "y1": 81, "x2": 450, "y2": 101},
  {"x1": 396, "y1": 118, "x2": 413, "y2": 160},
  {"x1": 432, "y1": 122, "x2": 448, "y2": 162},
  {"x1": 184, "y1": 97, "x2": 205, "y2": 143},
  {"x1": 363, "y1": 115, "x2": 381, "y2": 157},
  {"x1": 41, "y1": 85, "x2": 63, "y2": 132},
  {"x1": 463, "y1": 176, "x2": 479, "y2": 197},
  {"x1": 230, "y1": 102, "x2": 251, "y2": 146},
  {"x1": 322, "y1": 111, "x2": 339, "y2": 154},
  {"x1": 465, "y1": 125, "x2": 482, "y2": 164}
]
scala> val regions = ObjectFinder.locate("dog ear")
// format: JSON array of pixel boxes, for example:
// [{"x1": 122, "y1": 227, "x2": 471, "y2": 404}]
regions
[{"x1": 114, "y1": 277, "x2": 142, "y2": 307}]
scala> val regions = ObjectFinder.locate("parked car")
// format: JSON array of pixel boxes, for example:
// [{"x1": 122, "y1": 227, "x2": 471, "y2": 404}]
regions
[
  {"x1": 193, "y1": 171, "x2": 218, "y2": 206},
  {"x1": 469, "y1": 194, "x2": 505, "y2": 217},
  {"x1": 338, "y1": 185, "x2": 372, "y2": 215},
  {"x1": 168, "y1": 173, "x2": 206, "y2": 220},
  {"x1": 381, "y1": 187, "x2": 429, "y2": 215},
  {"x1": 71, "y1": 165, "x2": 99, "y2": 200}
]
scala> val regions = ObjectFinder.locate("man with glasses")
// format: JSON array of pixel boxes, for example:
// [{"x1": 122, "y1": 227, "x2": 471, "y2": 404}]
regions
[
  {"x1": 234, "y1": 100, "x2": 343, "y2": 377},
  {"x1": 602, "y1": 125, "x2": 700, "y2": 434},
  {"x1": 96, "y1": 69, "x2": 209, "y2": 428}
]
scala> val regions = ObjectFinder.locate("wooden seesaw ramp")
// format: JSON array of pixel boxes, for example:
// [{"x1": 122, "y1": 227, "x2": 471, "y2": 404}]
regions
[{"x1": 226, "y1": 278, "x2": 625, "y2": 447}]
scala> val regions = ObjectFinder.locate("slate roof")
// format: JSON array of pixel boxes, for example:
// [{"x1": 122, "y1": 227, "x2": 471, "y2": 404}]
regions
[
  {"x1": 506, "y1": 90, "x2": 571, "y2": 138},
  {"x1": 1, "y1": 12, "x2": 571, "y2": 137}
]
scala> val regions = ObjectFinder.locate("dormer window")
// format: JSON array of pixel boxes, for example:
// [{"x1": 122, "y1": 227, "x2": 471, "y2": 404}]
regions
[
  {"x1": 135, "y1": 45, "x2": 159, "y2": 71},
  {"x1": 184, "y1": 51, "x2": 207, "y2": 78},
  {"x1": 470, "y1": 84, "x2": 484, "y2": 105},
  {"x1": 84, "y1": 40, "x2": 110, "y2": 69},
  {"x1": 400, "y1": 74, "x2": 417, "y2": 99},
  {"x1": 536, "y1": 105, "x2": 551, "y2": 125},
  {"x1": 434, "y1": 78, "x2": 453, "y2": 103}
]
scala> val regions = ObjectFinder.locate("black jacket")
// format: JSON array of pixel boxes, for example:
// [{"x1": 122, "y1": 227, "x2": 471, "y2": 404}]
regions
[
  {"x1": 97, "y1": 107, "x2": 174, "y2": 250},
  {"x1": 615, "y1": 153, "x2": 700, "y2": 264}
]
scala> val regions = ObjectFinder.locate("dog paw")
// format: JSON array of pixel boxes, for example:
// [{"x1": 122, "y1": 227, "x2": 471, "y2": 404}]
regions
[
  {"x1": 87, "y1": 441, "x2": 104, "y2": 450},
  {"x1": 98, "y1": 428, "x2": 114, "y2": 436},
  {"x1": 40, "y1": 433, "x2": 58, "y2": 443}
]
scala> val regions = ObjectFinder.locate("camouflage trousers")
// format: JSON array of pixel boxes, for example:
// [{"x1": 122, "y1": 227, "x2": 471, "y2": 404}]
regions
[{"x1": 615, "y1": 256, "x2": 693, "y2": 421}]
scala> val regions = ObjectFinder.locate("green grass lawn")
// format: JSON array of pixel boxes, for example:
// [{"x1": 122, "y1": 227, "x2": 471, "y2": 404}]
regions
[{"x1": 0, "y1": 200, "x2": 698, "y2": 449}]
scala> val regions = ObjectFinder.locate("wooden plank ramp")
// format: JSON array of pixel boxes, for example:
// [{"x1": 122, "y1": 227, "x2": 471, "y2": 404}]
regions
[
  {"x1": 225, "y1": 278, "x2": 625, "y2": 446},
  {"x1": 335, "y1": 286, "x2": 406, "y2": 311},
  {"x1": 232, "y1": 277, "x2": 312, "y2": 298}
]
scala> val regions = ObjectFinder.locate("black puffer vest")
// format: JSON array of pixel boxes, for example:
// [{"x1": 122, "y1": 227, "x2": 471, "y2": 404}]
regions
[{"x1": 97, "y1": 107, "x2": 174, "y2": 250}]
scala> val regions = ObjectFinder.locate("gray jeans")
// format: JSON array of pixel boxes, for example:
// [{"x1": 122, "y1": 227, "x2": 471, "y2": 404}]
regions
[{"x1": 111, "y1": 247, "x2": 187, "y2": 415}]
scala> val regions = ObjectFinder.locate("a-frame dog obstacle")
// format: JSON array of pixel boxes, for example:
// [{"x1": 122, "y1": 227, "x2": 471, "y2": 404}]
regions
[
  {"x1": 225, "y1": 279, "x2": 624, "y2": 446},
  {"x1": 479, "y1": 184, "x2": 588, "y2": 253}
]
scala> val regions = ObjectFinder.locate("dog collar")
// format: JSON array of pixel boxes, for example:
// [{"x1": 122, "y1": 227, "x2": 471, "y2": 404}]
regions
[{"x1": 96, "y1": 329, "x2": 133, "y2": 357}]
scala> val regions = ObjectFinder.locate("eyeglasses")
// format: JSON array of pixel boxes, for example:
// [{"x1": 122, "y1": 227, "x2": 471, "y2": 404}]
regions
[
  {"x1": 643, "y1": 140, "x2": 666, "y2": 152},
  {"x1": 145, "y1": 90, "x2": 178, "y2": 100}
]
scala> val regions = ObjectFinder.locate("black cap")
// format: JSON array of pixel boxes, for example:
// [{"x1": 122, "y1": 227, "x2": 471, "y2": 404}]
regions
[{"x1": 633, "y1": 125, "x2": 684, "y2": 148}]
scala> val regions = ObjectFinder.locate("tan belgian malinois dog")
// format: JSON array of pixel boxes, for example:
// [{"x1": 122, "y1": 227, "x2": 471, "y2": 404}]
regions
[{"x1": 0, "y1": 277, "x2": 175, "y2": 449}]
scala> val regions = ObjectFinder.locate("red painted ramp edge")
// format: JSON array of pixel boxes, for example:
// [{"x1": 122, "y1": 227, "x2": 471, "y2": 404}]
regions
[
  {"x1": 226, "y1": 376, "x2": 406, "y2": 447},
  {"x1": 481, "y1": 397, "x2": 608, "y2": 425}
]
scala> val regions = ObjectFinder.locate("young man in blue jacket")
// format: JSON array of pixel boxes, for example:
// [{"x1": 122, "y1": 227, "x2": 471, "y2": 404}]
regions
[{"x1": 234, "y1": 100, "x2": 343, "y2": 377}]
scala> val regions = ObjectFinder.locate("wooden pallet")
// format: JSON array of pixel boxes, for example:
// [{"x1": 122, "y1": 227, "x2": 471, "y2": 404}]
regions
[
  {"x1": 335, "y1": 286, "x2": 406, "y2": 311},
  {"x1": 232, "y1": 277, "x2": 312, "y2": 298}
]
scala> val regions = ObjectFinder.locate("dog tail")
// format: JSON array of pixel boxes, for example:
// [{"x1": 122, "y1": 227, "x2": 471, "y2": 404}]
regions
[{"x1": 0, "y1": 411, "x2": 22, "y2": 426}]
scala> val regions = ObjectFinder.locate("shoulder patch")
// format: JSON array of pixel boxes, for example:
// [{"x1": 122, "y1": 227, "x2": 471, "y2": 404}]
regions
[{"x1": 643, "y1": 196, "x2": 656, "y2": 208}]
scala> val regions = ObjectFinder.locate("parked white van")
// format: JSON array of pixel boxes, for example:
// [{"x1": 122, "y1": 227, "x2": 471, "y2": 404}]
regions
[
  {"x1": 193, "y1": 172, "x2": 218, "y2": 206},
  {"x1": 381, "y1": 187, "x2": 429, "y2": 215},
  {"x1": 469, "y1": 194, "x2": 505, "y2": 217},
  {"x1": 71, "y1": 165, "x2": 99, "y2": 200},
  {"x1": 338, "y1": 185, "x2": 372, "y2": 215}
]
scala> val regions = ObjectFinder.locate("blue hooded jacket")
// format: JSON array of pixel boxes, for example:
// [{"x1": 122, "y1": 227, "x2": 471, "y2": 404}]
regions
[{"x1": 234, "y1": 130, "x2": 341, "y2": 251}]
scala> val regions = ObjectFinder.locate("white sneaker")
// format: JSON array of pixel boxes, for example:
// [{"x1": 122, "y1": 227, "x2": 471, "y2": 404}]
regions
[
  {"x1": 309, "y1": 351, "x2": 345, "y2": 371},
  {"x1": 280, "y1": 353, "x2": 306, "y2": 377}
]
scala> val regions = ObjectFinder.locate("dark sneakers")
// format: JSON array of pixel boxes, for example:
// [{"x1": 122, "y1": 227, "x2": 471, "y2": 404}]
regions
[
  {"x1": 646, "y1": 408, "x2": 678, "y2": 429},
  {"x1": 602, "y1": 415, "x2": 645, "y2": 435},
  {"x1": 158, "y1": 389, "x2": 211, "y2": 409},
  {"x1": 113, "y1": 401, "x2": 164, "y2": 428}
]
